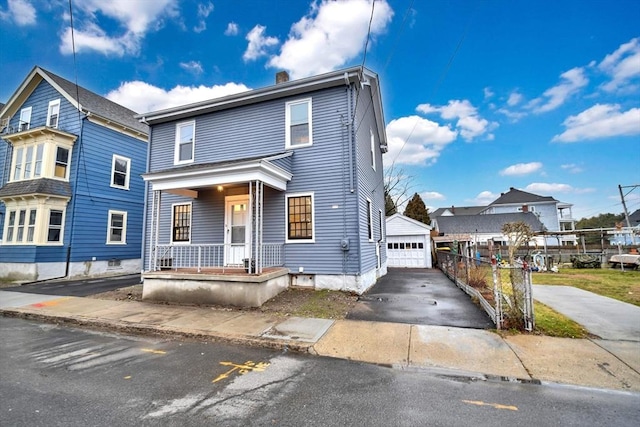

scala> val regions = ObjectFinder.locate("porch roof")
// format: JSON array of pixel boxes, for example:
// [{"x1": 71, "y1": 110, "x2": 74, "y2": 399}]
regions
[{"x1": 142, "y1": 152, "x2": 293, "y2": 193}]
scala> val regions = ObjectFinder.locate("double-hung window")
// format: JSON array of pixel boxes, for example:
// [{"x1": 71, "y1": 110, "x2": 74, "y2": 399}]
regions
[
  {"x1": 172, "y1": 203, "x2": 191, "y2": 243},
  {"x1": 286, "y1": 193, "x2": 314, "y2": 242},
  {"x1": 366, "y1": 198, "x2": 373, "y2": 241},
  {"x1": 107, "y1": 210, "x2": 127, "y2": 244},
  {"x1": 19, "y1": 107, "x2": 31, "y2": 131},
  {"x1": 285, "y1": 99, "x2": 312, "y2": 148},
  {"x1": 48, "y1": 210, "x2": 64, "y2": 242},
  {"x1": 47, "y1": 99, "x2": 61, "y2": 128},
  {"x1": 111, "y1": 155, "x2": 130, "y2": 189},
  {"x1": 6, "y1": 211, "x2": 15, "y2": 242},
  {"x1": 34, "y1": 144, "x2": 43, "y2": 177},
  {"x1": 370, "y1": 129, "x2": 376, "y2": 170},
  {"x1": 55, "y1": 147, "x2": 69, "y2": 179},
  {"x1": 175, "y1": 121, "x2": 195, "y2": 164},
  {"x1": 13, "y1": 148, "x2": 23, "y2": 180},
  {"x1": 378, "y1": 209, "x2": 384, "y2": 242},
  {"x1": 27, "y1": 210, "x2": 37, "y2": 242}
]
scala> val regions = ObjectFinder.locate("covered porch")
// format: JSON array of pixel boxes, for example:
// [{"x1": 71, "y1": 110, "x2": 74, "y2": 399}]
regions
[{"x1": 141, "y1": 153, "x2": 293, "y2": 307}]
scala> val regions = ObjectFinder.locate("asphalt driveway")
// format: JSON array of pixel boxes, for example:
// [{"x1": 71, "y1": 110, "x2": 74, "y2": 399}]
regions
[{"x1": 347, "y1": 268, "x2": 494, "y2": 329}]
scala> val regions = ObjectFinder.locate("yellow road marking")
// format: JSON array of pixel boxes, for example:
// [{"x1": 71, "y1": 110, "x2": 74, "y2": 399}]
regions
[
  {"x1": 140, "y1": 348, "x2": 166, "y2": 355},
  {"x1": 213, "y1": 360, "x2": 270, "y2": 383},
  {"x1": 124, "y1": 376, "x2": 132, "y2": 380},
  {"x1": 462, "y1": 400, "x2": 518, "y2": 411}
]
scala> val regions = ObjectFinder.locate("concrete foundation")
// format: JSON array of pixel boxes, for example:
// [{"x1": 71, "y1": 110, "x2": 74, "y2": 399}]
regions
[
  {"x1": 314, "y1": 263, "x2": 387, "y2": 294},
  {"x1": 142, "y1": 268, "x2": 290, "y2": 308},
  {"x1": 0, "y1": 258, "x2": 141, "y2": 282}
]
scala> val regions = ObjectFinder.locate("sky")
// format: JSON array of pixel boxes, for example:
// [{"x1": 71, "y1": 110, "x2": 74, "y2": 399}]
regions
[{"x1": 0, "y1": 0, "x2": 639, "y2": 220}]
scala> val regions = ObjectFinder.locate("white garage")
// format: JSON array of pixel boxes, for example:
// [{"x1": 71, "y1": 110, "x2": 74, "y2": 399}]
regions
[{"x1": 385, "y1": 214, "x2": 432, "y2": 268}]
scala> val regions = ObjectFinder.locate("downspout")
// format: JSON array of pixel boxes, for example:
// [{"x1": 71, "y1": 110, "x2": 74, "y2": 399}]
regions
[
  {"x1": 139, "y1": 121, "x2": 151, "y2": 280},
  {"x1": 65, "y1": 115, "x2": 86, "y2": 278},
  {"x1": 347, "y1": 80, "x2": 355, "y2": 194}
]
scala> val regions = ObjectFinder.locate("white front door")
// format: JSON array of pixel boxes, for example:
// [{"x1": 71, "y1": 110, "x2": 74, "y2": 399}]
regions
[{"x1": 225, "y1": 195, "x2": 250, "y2": 266}]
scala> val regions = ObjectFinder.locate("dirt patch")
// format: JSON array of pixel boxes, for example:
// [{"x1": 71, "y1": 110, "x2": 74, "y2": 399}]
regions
[{"x1": 87, "y1": 285, "x2": 358, "y2": 320}]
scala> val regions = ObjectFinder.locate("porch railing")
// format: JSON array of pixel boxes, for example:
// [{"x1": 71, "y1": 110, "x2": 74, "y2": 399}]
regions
[{"x1": 152, "y1": 243, "x2": 284, "y2": 273}]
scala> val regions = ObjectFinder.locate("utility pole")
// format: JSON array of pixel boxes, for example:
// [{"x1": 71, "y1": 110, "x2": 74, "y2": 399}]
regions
[{"x1": 618, "y1": 184, "x2": 639, "y2": 245}]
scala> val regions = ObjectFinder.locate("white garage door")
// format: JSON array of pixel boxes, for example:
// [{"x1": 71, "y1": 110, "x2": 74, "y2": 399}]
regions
[{"x1": 387, "y1": 235, "x2": 427, "y2": 268}]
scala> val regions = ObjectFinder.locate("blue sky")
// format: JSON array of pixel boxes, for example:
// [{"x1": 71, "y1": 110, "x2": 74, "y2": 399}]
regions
[{"x1": 1, "y1": 0, "x2": 639, "y2": 220}]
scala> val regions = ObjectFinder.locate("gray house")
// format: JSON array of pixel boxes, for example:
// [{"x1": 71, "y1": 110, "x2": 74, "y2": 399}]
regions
[{"x1": 139, "y1": 67, "x2": 388, "y2": 306}]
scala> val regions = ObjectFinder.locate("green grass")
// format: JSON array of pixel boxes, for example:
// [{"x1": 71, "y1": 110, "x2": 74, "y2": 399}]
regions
[
  {"x1": 532, "y1": 267, "x2": 640, "y2": 306},
  {"x1": 532, "y1": 301, "x2": 591, "y2": 338}
]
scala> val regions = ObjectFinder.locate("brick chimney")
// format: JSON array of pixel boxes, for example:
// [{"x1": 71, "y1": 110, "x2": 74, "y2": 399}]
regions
[{"x1": 276, "y1": 71, "x2": 290, "y2": 84}]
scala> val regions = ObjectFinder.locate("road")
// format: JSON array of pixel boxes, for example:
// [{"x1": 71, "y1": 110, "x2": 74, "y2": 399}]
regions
[
  {"x1": 2, "y1": 274, "x2": 140, "y2": 297},
  {"x1": 1, "y1": 317, "x2": 638, "y2": 426}
]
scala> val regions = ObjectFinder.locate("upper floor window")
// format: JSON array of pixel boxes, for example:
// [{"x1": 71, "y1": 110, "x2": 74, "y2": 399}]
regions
[
  {"x1": 47, "y1": 99, "x2": 61, "y2": 128},
  {"x1": 175, "y1": 121, "x2": 195, "y2": 164},
  {"x1": 285, "y1": 99, "x2": 312, "y2": 148},
  {"x1": 19, "y1": 107, "x2": 32, "y2": 131},
  {"x1": 172, "y1": 203, "x2": 191, "y2": 243},
  {"x1": 107, "y1": 210, "x2": 127, "y2": 244},
  {"x1": 55, "y1": 147, "x2": 69, "y2": 179},
  {"x1": 34, "y1": 144, "x2": 44, "y2": 177},
  {"x1": 111, "y1": 155, "x2": 130, "y2": 189},
  {"x1": 286, "y1": 193, "x2": 314, "y2": 242},
  {"x1": 13, "y1": 147, "x2": 23, "y2": 180},
  {"x1": 370, "y1": 129, "x2": 376, "y2": 170}
]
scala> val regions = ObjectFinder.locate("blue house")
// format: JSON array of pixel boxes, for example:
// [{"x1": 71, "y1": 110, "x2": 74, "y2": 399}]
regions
[
  {"x1": 139, "y1": 67, "x2": 388, "y2": 306},
  {"x1": 0, "y1": 66, "x2": 148, "y2": 281}
]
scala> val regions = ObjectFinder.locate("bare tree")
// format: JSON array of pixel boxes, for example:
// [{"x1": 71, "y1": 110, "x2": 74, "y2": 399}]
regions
[
  {"x1": 383, "y1": 163, "x2": 414, "y2": 216},
  {"x1": 502, "y1": 221, "x2": 534, "y2": 262}
]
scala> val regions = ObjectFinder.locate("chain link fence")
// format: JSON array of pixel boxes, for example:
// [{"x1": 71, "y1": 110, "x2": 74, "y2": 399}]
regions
[{"x1": 436, "y1": 251, "x2": 534, "y2": 331}]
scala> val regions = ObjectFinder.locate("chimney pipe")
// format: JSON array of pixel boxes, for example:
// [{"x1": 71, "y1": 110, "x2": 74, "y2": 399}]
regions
[{"x1": 276, "y1": 71, "x2": 289, "y2": 84}]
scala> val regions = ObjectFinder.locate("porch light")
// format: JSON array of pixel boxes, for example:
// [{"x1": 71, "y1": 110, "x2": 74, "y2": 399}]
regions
[{"x1": 217, "y1": 185, "x2": 223, "y2": 192}]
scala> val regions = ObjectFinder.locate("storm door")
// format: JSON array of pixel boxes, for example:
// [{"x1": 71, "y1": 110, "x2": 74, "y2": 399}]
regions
[{"x1": 224, "y1": 195, "x2": 250, "y2": 266}]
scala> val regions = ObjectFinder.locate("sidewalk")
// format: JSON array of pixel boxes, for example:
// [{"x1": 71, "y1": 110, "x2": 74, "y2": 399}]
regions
[{"x1": 1, "y1": 290, "x2": 639, "y2": 393}]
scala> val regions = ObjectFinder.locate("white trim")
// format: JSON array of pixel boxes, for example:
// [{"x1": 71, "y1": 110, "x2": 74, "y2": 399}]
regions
[
  {"x1": 170, "y1": 202, "x2": 192, "y2": 244},
  {"x1": 378, "y1": 209, "x2": 384, "y2": 242},
  {"x1": 370, "y1": 128, "x2": 376, "y2": 171},
  {"x1": 54, "y1": 146, "x2": 71, "y2": 180},
  {"x1": 224, "y1": 195, "x2": 251, "y2": 266},
  {"x1": 110, "y1": 154, "x2": 131, "y2": 190},
  {"x1": 285, "y1": 98, "x2": 313, "y2": 149},
  {"x1": 285, "y1": 192, "x2": 315, "y2": 243},
  {"x1": 1, "y1": 198, "x2": 70, "y2": 246},
  {"x1": 19, "y1": 106, "x2": 32, "y2": 131},
  {"x1": 106, "y1": 210, "x2": 128, "y2": 245},
  {"x1": 174, "y1": 120, "x2": 195, "y2": 165},
  {"x1": 47, "y1": 99, "x2": 61, "y2": 128},
  {"x1": 46, "y1": 207, "x2": 65, "y2": 245},
  {"x1": 366, "y1": 198, "x2": 373, "y2": 242}
]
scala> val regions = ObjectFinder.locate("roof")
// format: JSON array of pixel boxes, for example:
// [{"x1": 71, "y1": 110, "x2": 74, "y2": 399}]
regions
[
  {"x1": 138, "y1": 66, "x2": 386, "y2": 149},
  {"x1": 0, "y1": 178, "x2": 71, "y2": 198},
  {"x1": 386, "y1": 213, "x2": 432, "y2": 235},
  {"x1": 435, "y1": 212, "x2": 545, "y2": 234},
  {"x1": 629, "y1": 209, "x2": 640, "y2": 225},
  {"x1": 489, "y1": 187, "x2": 557, "y2": 205},
  {"x1": 430, "y1": 206, "x2": 486, "y2": 218},
  {"x1": 0, "y1": 66, "x2": 148, "y2": 135}
]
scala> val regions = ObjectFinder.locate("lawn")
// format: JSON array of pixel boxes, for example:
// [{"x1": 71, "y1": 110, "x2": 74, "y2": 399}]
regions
[{"x1": 532, "y1": 267, "x2": 640, "y2": 307}]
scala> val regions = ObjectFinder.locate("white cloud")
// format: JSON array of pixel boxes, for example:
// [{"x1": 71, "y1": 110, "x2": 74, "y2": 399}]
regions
[
  {"x1": 500, "y1": 162, "x2": 543, "y2": 176},
  {"x1": 496, "y1": 108, "x2": 526, "y2": 122},
  {"x1": 507, "y1": 91, "x2": 523, "y2": 106},
  {"x1": 552, "y1": 104, "x2": 640, "y2": 142},
  {"x1": 525, "y1": 183, "x2": 574, "y2": 193},
  {"x1": 225, "y1": 22, "x2": 239, "y2": 36},
  {"x1": 0, "y1": 0, "x2": 36, "y2": 26},
  {"x1": 59, "y1": 0, "x2": 178, "y2": 56},
  {"x1": 483, "y1": 87, "x2": 494, "y2": 99},
  {"x1": 422, "y1": 191, "x2": 445, "y2": 201},
  {"x1": 599, "y1": 37, "x2": 640, "y2": 92},
  {"x1": 243, "y1": 25, "x2": 279, "y2": 62},
  {"x1": 416, "y1": 99, "x2": 497, "y2": 141},
  {"x1": 179, "y1": 61, "x2": 204, "y2": 74},
  {"x1": 528, "y1": 67, "x2": 588, "y2": 113},
  {"x1": 193, "y1": 1, "x2": 214, "y2": 33},
  {"x1": 268, "y1": 0, "x2": 394, "y2": 79},
  {"x1": 384, "y1": 115, "x2": 458, "y2": 166},
  {"x1": 561, "y1": 163, "x2": 583, "y2": 174},
  {"x1": 106, "y1": 80, "x2": 250, "y2": 114},
  {"x1": 471, "y1": 191, "x2": 500, "y2": 205}
]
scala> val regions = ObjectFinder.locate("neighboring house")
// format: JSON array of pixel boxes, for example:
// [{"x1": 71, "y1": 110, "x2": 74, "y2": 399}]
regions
[
  {"x1": 431, "y1": 188, "x2": 577, "y2": 246},
  {"x1": 0, "y1": 66, "x2": 148, "y2": 281},
  {"x1": 139, "y1": 67, "x2": 388, "y2": 306},
  {"x1": 385, "y1": 213, "x2": 432, "y2": 268},
  {"x1": 608, "y1": 209, "x2": 640, "y2": 246}
]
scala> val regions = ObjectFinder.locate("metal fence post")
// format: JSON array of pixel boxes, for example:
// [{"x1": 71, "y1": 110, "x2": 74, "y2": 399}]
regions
[{"x1": 491, "y1": 255, "x2": 502, "y2": 330}]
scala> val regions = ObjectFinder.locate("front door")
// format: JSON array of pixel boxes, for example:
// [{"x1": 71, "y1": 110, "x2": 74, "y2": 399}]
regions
[{"x1": 225, "y1": 195, "x2": 250, "y2": 266}]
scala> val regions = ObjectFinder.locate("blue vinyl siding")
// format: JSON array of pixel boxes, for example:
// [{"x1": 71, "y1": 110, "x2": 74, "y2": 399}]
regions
[{"x1": 0, "y1": 78, "x2": 147, "y2": 265}]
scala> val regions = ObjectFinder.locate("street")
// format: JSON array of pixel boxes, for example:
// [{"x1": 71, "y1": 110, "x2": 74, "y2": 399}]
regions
[
  {"x1": 2, "y1": 274, "x2": 141, "y2": 297},
  {"x1": 1, "y1": 317, "x2": 638, "y2": 426}
]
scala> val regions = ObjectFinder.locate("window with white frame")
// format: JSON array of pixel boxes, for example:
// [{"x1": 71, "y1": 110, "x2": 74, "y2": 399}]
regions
[
  {"x1": 13, "y1": 147, "x2": 23, "y2": 180},
  {"x1": 47, "y1": 99, "x2": 61, "y2": 128},
  {"x1": 175, "y1": 121, "x2": 195, "y2": 164},
  {"x1": 285, "y1": 99, "x2": 312, "y2": 148},
  {"x1": 47, "y1": 210, "x2": 64, "y2": 243},
  {"x1": 370, "y1": 129, "x2": 376, "y2": 170},
  {"x1": 19, "y1": 107, "x2": 32, "y2": 131},
  {"x1": 2, "y1": 202, "x2": 68, "y2": 245},
  {"x1": 107, "y1": 210, "x2": 127, "y2": 244},
  {"x1": 34, "y1": 144, "x2": 43, "y2": 177},
  {"x1": 379, "y1": 209, "x2": 384, "y2": 242},
  {"x1": 111, "y1": 155, "x2": 130, "y2": 189},
  {"x1": 367, "y1": 198, "x2": 373, "y2": 241},
  {"x1": 27, "y1": 210, "x2": 36, "y2": 242},
  {"x1": 286, "y1": 193, "x2": 314, "y2": 241},
  {"x1": 54, "y1": 147, "x2": 69, "y2": 179},
  {"x1": 172, "y1": 203, "x2": 191, "y2": 243},
  {"x1": 6, "y1": 211, "x2": 15, "y2": 242}
]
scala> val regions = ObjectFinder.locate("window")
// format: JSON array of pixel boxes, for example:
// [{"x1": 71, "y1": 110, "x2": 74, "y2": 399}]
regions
[
  {"x1": 24, "y1": 146, "x2": 33, "y2": 179},
  {"x1": 16, "y1": 210, "x2": 26, "y2": 242},
  {"x1": 19, "y1": 107, "x2": 32, "y2": 131},
  {"x1": 111, "y1": 155, "x2": 130, "y2": 189},
  {"x1": 285, "y1": 99, "x2": 312, "y2": 148},
  {"x1": 27, "y1": 210, "x2": 36, "y2": 242},
  {"x1": 55, "y1": 147, "x2": 69, "y2": 178},
  {"x1": 366, "y1": 198, "x2": 373, "y2": 241},
  {"x1": 13, "y1": 147, "x2": 23, "y2": 180},
  {"x1": 34, "y1": 144, "x2": 43, "y2": 177},
  {"x1": 6, "y1": 211, "x2": 15, "y2": 242},
  {"x1": 379, "y1": 209, "x2": 384, "y2": 242},
  {"x1": 370, "y1": 129, "x2": 376, "y2": 170},
  {"x1": 286, "y1": 193, "x2": 314, "y2": 241},
  {"x1": 175, "y1": 121, "x2": 195, "y2": 164},
  {"x1": 107, "y1": 210, "x2": 127, "y2": 244},
  {"x1": 47, "y1": 210, "x2": 63, "y2": 242},
  {"x1": 172, "y1": 203, "x2": 191, "y2": 243},
  {"x1": 47, "y1": 99, "x2": 60, "y2": 128}
]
